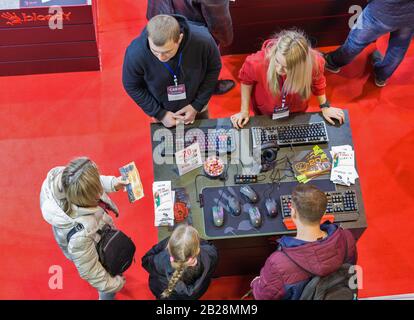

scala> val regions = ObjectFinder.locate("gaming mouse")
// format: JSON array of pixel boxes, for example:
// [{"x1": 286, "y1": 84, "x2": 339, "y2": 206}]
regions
[
  {"x1": 240, "y1": 185, "x2": 258, "y2": 203},
  {"x1": 248, "y1": 207, "x2": 262, "y2": 228},
  {"x1": 227, "y1": 195, "x2": 241, "y2": 216},
  {"x1": 265, "y1": 198, "x2": 278, "y2": 218},
  {"x1": 212, "y1": 205, "x2": 224, "y2": 227}
]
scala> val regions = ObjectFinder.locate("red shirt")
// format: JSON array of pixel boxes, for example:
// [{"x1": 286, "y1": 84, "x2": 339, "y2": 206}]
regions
[{"x1": 238, "y1": 40, "x2": 326, "y2": 116}]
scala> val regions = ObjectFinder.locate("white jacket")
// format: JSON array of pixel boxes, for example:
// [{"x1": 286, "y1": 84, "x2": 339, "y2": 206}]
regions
[{"x1": 40, "y1": 166, "x2": 125, "y2": 293}]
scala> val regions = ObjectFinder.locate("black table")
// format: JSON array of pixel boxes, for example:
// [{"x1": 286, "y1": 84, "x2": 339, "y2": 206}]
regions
[{"x1": 150, "y1": 111, "x2": 367, "y2": 276}]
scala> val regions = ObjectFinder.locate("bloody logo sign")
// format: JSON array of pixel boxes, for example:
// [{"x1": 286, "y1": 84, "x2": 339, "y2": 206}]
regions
[{"x1": 0, "y1": 11, "x2": 72, "y2": 26}]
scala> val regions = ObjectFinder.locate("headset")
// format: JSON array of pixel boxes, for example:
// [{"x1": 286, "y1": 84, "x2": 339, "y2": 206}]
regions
[{"x1": 260, "y1": 142, "x2": 280, "y2": 172}]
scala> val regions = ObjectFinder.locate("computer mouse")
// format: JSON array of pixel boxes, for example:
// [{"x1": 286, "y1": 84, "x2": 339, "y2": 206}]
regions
[
  {"x1": 248, "y1": 207, "x2": 262, "y2": 228},
  {"x1": 265, "y1": 198, "x2": 278, "y2": 218},
  {"x1": 240, "y1": 185, "x2": 258, "y2": 203},
  {"x1": 227, "y1": 195, "x2": 241, "y2": 216},
  {"x1": 212, "y1": 205, "x2": 224, "y2": 227}
]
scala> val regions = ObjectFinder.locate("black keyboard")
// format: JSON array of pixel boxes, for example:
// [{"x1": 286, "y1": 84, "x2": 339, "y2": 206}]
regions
[
  {"x1": 161, "y1": 128, "x2": 236, "y2": 156},
  {"x1": 251, "y1": 122, "x2": 329, "y2": 148},
  {"x1": 280, "y1": 190, "x2": 359, "y2": 222}
]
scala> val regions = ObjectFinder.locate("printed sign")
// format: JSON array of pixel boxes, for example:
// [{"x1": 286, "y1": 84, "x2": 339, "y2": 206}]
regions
[{"x1": 175, "y1": 143, "x2": 203, "y2": 176}]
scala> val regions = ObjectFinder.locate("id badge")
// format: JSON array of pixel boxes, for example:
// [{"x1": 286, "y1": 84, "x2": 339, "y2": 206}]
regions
[
  {"x1": 272, "y1": 105, "x2": 290, "y2": 120},
  {"x1": 167, "y1": 84, "x2": 187, "y2": 101}
]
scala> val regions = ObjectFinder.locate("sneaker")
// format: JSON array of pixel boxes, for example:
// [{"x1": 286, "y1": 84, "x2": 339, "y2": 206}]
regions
[
  {"x1": 323, "y1": 53, "x2": 341, "y2": 73},
  {"x1": 213, "y1": 79, "x2": 235, "y2": 95},
  {"x1": 374, "y1": 77, "x2": 387, "y2": 87},
  {"x1": 370, "y1": 50, "x2": 384, "y2": 66},
  {"x1": 371, "y1": 50, "x2": 387, "y2": 87}
]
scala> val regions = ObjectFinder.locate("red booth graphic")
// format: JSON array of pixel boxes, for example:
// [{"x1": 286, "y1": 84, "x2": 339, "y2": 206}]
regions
[{"x1": 0, "y1": 0, "x2": 100, "y2": 76}]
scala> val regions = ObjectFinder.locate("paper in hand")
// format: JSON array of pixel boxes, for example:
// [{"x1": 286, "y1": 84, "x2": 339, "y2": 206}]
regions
[{"x1": 119, "y1": 161, "x2": 144, "y2": 203}]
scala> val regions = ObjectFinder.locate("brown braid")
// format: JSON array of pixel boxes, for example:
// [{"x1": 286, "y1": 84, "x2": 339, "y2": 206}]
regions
[{"x1": 161, "y1": 262, "x2": 187, "y2": 298}]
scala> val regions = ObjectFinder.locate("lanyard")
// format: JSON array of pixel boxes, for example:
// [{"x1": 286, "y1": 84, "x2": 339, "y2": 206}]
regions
[{"x1": 162, "y1": 52, "x2": 182, "y2": 86}]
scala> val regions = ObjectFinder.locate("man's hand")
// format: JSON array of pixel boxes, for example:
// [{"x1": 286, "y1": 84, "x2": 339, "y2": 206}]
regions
[
  {"x1": 161, "y1": 111, "x2": 178, "y2": 128},
  {"x1": 173, "y1": 104, "x2": 198, "y2": 125},
  {"x1": 321, "y1": 106, "x2": 345, "y2": 125}
]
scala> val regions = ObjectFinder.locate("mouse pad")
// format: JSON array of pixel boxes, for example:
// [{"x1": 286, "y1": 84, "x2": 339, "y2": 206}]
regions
[{"x1": 201, "y1": 179, "x2": 336, "y2": 238}]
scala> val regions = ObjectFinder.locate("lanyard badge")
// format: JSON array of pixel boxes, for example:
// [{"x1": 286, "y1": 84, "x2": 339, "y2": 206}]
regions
[
  {"x1": 163, "y1": 52, "x2": 187, "y2": 101},
  {"x1": 272, "y1": 93, "x2": 290, "y2": 120}
]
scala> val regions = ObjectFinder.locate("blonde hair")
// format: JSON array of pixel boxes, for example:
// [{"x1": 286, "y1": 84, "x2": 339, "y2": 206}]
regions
[
  {"x1": 161, "y1": 224, "x2": 200, "y2": 298},
  {"x1": 266, "y1": 30, "x2": 317, "y2": 100},
  {"x1": 61, "y1": 157, "x2": 103, "y2": 215},
  {"x1": 147, "y1": 15, "x2": 181, "y2": 46}
]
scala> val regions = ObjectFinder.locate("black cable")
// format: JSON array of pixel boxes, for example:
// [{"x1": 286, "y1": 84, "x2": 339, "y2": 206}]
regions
[{"x1": 194, "y1": 174, "x2": 209, "y2": 203}]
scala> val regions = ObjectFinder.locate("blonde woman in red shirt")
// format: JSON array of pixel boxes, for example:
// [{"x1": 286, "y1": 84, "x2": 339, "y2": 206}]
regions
[{"x1": 231, "y1": 30, "x2": 345, "y2": 129}]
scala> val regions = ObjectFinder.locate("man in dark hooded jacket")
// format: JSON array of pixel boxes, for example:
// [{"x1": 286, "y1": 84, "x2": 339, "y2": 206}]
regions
[
  {"x1": 324, "y1": 0, "x2": 414, "y2": 87},
  {"x1": 123, "y1": 14, "x2": 221, "y2": 128},
  {"x1": 146, "y1": 0, "x2": 235, "y2": 95},
  {"x1": 251, "y1": 184, "x2": 357, "y2": 300}
]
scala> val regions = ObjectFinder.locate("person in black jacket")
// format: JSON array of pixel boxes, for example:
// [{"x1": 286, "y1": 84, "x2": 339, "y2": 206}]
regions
[
  {"x1": 123, "y1": 14, "x2": 221, "y2": 128},
  {"x1": 142, "y1": 224, "x2": 218, "y2": 300},
  {"x1": 146, "y1": 0, "x2": 235, "y2": 95}
]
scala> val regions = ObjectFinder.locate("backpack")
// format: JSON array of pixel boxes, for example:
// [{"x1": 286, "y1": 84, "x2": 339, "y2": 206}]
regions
[
  {"x1": 67, "y1": 223, "x2": 136, "y2": 277},
  {"x1": 281, "y1": 241, "x2": 358, "y2": 300}
]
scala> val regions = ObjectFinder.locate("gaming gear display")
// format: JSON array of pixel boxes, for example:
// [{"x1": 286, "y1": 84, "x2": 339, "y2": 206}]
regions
[
  {"x1": 251, "y1": 121, "x2": 329, "y2": 148},
  {"x1": 280, "y1": 190, "x2": 359, "y2": 230},
  {"x1": 161, "y1": 128, "x2": 236, "y2": 156}
]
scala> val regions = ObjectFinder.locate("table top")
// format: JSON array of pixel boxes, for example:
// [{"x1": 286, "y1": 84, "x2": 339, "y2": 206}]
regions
[{"x1": 150, "y1": 111, "x2": 367, "y2": 241}]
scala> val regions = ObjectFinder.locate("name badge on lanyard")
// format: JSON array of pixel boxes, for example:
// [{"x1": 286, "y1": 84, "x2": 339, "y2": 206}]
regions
[
  {"x1": 272, "y1": 92, "x2": 290, "y2": 120},
  {"x1": 163, "y1": 52, "x2": 187, "y2": 101}
]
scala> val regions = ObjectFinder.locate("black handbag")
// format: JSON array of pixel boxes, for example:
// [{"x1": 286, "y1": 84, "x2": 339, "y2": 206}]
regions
[{"x1": 67, "y1": 223, "x2": 136, "y2": 276}]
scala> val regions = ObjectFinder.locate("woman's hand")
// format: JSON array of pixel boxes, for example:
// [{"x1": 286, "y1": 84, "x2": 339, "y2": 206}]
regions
[
  {"x1": 321, "y1": 106, "x2": 345, "y2": 125},
  {"x1": 114, "y1": 176, "x2": 130, "y2": 191},
  {"x1": 230, "y1": 111, "x2": 250, "y2": 129}
]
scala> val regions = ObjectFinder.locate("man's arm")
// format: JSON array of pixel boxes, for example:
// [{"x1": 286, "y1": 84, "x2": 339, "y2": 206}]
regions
[
  {"x1": 122, "y1": 48, "x2": 167, "y2": 121},
  {"x1": 191, "y1": 41, "x2": 222, "y2": 111},
  {"x1": 200, "y1": 0, "x2": 233, "y2": 46}
]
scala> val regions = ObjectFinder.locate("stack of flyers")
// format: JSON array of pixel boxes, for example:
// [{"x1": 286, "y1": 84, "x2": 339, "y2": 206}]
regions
[
  {"x1": 153, "y1": 181, "x2": 174, "y2": 227},
  {"x1": 119, "y1": 162, "x2": 144, "y2": 203},
  {"x1": 330, "y1": 145, "x2": 359, "y2": 186},
  {"x1": 292, "y1": 145, "x2": 332, "y2": 183}
]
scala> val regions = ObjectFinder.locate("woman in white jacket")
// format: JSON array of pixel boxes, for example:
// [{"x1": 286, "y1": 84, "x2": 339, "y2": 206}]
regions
[{"x1": 40, "y1": 157, "x2": 129, "y2": 300}]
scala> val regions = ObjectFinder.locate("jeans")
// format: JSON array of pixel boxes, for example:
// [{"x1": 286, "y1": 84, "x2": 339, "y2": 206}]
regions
[
  {"x1": 98, "y1": 291, "x2": 116, "y2": 300},
  {"x1": 329, "y1": 7, "x2": 414, "y2": 81}
]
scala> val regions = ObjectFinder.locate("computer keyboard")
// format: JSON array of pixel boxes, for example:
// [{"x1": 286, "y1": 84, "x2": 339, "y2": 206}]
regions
[
  {"x1": 251, "y1": 122, "x2": 329, "y2": 148},
  {"x1": 280, "y1": 190, "x2": 359, "y2": 223},
  {"x1": 161, "y1": 128, "x2": 236, "y2": 156}
]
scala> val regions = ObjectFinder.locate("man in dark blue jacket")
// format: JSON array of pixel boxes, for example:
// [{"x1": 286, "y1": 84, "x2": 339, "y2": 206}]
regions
[
  {"x1": 324, "y1": 0, "x2": 414, "y2": 87},
  {"x1": 123, "y1": 14, "x2": 221, "y2": 127},
  {"x1": 146, "y1": 0, "x2": 235, "y2": 95}
]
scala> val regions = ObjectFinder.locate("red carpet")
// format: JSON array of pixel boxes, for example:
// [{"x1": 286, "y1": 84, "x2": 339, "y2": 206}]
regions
[{"x1": 0, "y1": 0, "x2": 413, "y2": 299}]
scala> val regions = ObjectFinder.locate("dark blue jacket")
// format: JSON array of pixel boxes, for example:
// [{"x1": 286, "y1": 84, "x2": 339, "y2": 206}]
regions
[
  {"x1": 142, "y1": 237, "x2": 218, "y2": 300},
  {"x1": 251, "y1": 222, "x2": 357, "y2": 300},
  {"x1": 367, "y1": 0, "x2": 414, "y2": 27},
  {"x1": 122, "y1": 15, "x2": 221, "y2": 120}
]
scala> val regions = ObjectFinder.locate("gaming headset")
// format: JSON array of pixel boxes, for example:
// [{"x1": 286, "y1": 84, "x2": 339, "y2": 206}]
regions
[{"x1": 260, "y1": 142, "x2": 279, "y2": 172}]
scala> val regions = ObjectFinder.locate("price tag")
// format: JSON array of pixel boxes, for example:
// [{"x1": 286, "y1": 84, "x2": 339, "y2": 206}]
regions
[{"x1": 175, "y1": 143, "x2": 203, "y2": 176}]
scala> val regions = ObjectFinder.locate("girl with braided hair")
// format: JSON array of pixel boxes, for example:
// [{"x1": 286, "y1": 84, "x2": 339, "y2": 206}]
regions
[
  {"x1": 40, "y1": 157, "x2": 129, "y2": 300},
  {"x1": 142, "y1": 224, "x2": 218, "y2": 300}
]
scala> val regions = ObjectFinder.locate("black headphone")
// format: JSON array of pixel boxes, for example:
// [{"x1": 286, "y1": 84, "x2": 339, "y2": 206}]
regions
[{"x1": 260, "y1": 142, "x2": 279, "y2": 172}]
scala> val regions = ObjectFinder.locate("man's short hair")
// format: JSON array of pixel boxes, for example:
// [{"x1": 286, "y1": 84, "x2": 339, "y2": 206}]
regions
[
  {"x1": 147, "y1": 15, "x2": 181, "y2": 46},
  {"x1": 291, "y1": 185, "x2": 327, "y2": 224}
]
